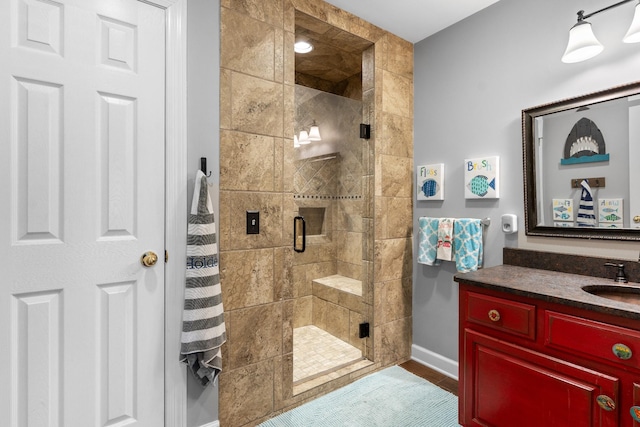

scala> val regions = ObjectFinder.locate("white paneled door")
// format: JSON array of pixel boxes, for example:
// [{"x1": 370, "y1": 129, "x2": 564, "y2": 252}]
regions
[{"x1": 0, "y1": 0, "x2": 166, "y2": 426}]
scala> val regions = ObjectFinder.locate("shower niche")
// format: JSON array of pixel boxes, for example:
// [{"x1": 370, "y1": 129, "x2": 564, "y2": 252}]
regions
[
  {"x1": 290, "y1": 10, "x2": 374, "y2": 395},
  {"x1": 298, "y1": 207, "x2": 326, "y2": 236}
]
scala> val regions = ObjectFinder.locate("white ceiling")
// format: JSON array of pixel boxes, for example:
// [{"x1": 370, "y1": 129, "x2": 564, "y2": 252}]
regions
[{"x1": 323, "y1": 0, "x2": 501, "y2": 43}]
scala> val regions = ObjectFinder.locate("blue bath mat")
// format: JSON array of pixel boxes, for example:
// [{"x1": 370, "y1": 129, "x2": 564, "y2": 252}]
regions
[{"x1": 259, "y1": 365, "x2": 460, "y2": 427}]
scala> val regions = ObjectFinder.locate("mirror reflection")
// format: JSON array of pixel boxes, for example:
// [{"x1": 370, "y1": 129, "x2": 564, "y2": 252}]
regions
[{"x1": 522, "y1": 81, "x2": 640, "y2": 240}]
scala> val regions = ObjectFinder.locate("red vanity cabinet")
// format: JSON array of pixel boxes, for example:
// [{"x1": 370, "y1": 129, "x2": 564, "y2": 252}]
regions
[{"x1": 459, "y1": 283, "x2": 640, "y2": 427}]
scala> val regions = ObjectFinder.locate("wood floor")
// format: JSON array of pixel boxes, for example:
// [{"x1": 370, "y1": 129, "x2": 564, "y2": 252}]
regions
[{"x1": 399, "y1": 359, "x2": 458, "y2": 396}]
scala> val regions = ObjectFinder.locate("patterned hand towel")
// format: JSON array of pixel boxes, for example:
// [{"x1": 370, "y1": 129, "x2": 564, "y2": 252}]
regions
[
  {"x1": 453, "y1": 218, "x2": 483, "y2": 273},
  {"x1": 180, "y1": 170, "x2": 226, "y2": 386},
  {"x1": 417, "y1": 217, "x2": 441, "y2": 266},
  {"x1": 577, "y1": 179, "x2": 596, "y2": 227},
  {"x1": 436, "y1": 218, "x2": 454, "y2": 261}
]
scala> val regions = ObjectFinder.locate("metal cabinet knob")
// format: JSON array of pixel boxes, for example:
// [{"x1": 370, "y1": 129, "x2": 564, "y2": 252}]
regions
[
  {"x1": 141, "y1": 251, "x2": 158, "y2": 267},
  {"x1": 634, "y1": 215, "x2": 640, "y2": 223},
  {"x1": 488, "y1": 309, "x2": 501, "y2": 322}
]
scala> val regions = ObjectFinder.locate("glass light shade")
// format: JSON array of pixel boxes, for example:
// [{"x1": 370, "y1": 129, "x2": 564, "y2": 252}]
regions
[
  {"x1": 298, "y1": 130, "x2": 311, "y2": 144},
  {"x1": 623, "y1": 3, "x2": 640, "y2": 43},
  {"x1": 308, "y1": 125, "x2": 321, "y2": 141},
  {"x1": 562, "y1": 21, "x2": 604, "y2": 63},
  {"x1": 294, "y1": 134, "x2": 300, "y2": 148}
]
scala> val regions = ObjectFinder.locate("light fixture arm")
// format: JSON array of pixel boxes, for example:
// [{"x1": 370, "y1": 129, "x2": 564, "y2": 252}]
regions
[
  {"x1": 577, "y1": 0, "x2": 634, "y2": 21},
  {"x1": 563, "y1": 0, "x2": 640, "y2": 63}
]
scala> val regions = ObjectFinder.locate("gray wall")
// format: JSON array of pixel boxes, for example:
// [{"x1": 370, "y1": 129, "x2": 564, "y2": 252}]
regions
[
  {"x1": 187, "y1": 0, "x2": 220, "y2": 426},
  {"x1": 413, "y1": 0, "x2": 640, "y2": 374}
]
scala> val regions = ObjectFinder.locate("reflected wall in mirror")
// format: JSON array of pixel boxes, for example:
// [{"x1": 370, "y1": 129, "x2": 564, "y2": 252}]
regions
[{"x1": 522, "y1": 81, "x2": 640, "y2": 240}]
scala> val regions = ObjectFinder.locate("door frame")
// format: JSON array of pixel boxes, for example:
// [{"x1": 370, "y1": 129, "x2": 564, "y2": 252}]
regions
[
  {"x1": 629, "y1": 99, "x2": 639, "y2": 229},
  {"x1": 156, "y1": 0, "x2": 189, "y2": 425}
]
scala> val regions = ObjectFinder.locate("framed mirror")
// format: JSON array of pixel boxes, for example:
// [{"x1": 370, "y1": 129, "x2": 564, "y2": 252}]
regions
[{"x1": 522, "y1": 81, "x2": 640, "y2": 241}]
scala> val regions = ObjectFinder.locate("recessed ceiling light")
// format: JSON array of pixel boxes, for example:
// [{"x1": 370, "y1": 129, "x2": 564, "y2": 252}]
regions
[{"x1": 294, "y1": 41, "x2": 313, "y2": 53}]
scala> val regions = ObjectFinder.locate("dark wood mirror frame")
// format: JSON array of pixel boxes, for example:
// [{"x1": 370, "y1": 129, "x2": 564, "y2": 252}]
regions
[{"x1": 522, "y1": 80, "x2": 640, "y2": 241}]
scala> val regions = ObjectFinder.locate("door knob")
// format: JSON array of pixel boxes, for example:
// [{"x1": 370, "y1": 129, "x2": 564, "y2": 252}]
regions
[
  {"x1": 634, "y1": 216, "x2": 640, "y2": 223},
  {"x1": 141, "y1": 251, "x2": 158, "y2": 267}
]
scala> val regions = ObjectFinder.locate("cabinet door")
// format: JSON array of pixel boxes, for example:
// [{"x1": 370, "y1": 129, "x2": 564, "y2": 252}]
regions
[{"x1": 461, "y1": 329, "x2": 619, "y2": 427}]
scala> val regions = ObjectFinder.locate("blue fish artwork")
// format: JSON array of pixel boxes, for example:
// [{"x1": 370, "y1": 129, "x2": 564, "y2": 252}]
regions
[
  {"x1": 467, "y1": 175, "x2": 496, "y2": 197},
  {"x1": 554, "y1": 206, "x2": 568, "y2": 213},
  {"x1": 601, "y1": 207, "x2": 618, "y2": 213},
  {"x1": 421, "y1": 179, "x2": 438, "y2": 198}
]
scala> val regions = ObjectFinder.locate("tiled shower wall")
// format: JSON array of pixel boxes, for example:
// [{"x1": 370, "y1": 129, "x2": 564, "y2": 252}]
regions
[
  {"x1": 294, "y1": 85, "x2": 363, "y2": 280},
  {"x1": 218, "y1": 1, "x2": 413, "y2": 426},
  {"x1": 293, "y1": 85, "x2": 365, "y2": 356}
]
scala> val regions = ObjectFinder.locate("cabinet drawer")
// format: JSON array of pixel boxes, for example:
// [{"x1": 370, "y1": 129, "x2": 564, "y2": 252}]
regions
[
  {"x1": 465, "y1": 292, "x2": 536, "y2": 340},
  {"x1": 545, "y1": 311, "x2": 640, "y2": 369}
]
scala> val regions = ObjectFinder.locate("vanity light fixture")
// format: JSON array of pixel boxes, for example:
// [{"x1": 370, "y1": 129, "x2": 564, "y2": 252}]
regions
[
  {"x1": 562, "y1": 0, "x2": 640, "y2": 63},
  {"x1": 308, "y1": 120, "x2": 322, "y2": 141},
  {"x1": 625, "y1": 0, "x2": 640, "y2": 42},
  {"x1": 294, "y1": 40, "x2": 313, "y2": 54},
  {"x1": 298, "y1": 130, "x2": 311, "y2": 145},
  {"x1": 296, "y1": 121, "x2": 321, "y2": 146}
]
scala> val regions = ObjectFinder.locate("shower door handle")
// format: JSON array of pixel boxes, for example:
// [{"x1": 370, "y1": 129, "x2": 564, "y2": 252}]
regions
[{"x1": 294, "y1": 216, "x2": 306, "y2": 252}]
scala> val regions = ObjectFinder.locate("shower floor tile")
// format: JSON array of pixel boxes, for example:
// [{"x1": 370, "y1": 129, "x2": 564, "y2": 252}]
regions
[{"x1": 293, "y1": 325, "x2": 363, "y2": 384}]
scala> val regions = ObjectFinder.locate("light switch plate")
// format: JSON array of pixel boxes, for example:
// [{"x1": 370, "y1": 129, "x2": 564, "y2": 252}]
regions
[{"x1": 247, "y1": 211, "x2": 259, "y2": 234}]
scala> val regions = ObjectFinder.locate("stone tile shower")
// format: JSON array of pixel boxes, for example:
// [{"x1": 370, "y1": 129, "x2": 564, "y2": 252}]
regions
[
  {"x1": 292, "y1": 85, "x2": 372, "y2": 393},
  {"x1": 218, "y1": 1, "x2": 414, "y2": 424}
]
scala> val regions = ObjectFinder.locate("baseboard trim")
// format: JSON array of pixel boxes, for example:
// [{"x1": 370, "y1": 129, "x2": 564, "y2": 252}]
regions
[
  {"x1": 198, "y1": 421, "x2": 219, "y2": 427},
  {"x1": 411, "y1": 344, "x2": 458, "y2": 381}
]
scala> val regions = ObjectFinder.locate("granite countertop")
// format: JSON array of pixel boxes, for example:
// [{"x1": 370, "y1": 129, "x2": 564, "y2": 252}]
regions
[{"x1": 455, "y1": 265, "x2": 640, "y2": 320}]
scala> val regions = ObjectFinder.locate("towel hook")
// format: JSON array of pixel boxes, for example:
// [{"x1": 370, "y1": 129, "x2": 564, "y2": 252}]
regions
[{"x1": 200, "y1": 157, "x2": 212, "y2": 178}]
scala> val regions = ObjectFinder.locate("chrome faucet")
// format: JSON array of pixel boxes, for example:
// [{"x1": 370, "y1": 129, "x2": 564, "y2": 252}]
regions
[{"x1": 604, "y1": 263, "x2": 628, "y2": 283}]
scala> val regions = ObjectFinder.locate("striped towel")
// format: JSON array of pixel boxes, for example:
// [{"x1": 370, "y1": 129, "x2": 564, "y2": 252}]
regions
[
  {"x1": 180, "y1": 170, "x2": 226, "y2": 386},
  {"x1": 577, "y1": 179, "x2": 596, "y2": 227}
]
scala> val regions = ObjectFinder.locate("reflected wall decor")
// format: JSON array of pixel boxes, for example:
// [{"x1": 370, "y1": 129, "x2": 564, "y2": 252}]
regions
[
  {"x1": 599, "y1": 198, "x2": 624, "y2": 226},
  {"x1": 553, "y1": 198, "x2": 574, "y2": 222}
]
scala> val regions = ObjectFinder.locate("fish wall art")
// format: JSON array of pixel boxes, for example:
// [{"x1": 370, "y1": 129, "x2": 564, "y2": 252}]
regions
[
  {"x1": 598, "y1": 198, "x2": 624, "y2": 224},
  {"x1": 464, "y1": 156, "x2": 499, "y2": 199},
  {"x1": 417, "y1": 163, "x2": 444, "y2": 200},
  {"x1": 552, "y1": 199, "x2": 574, "y2": 222}
]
